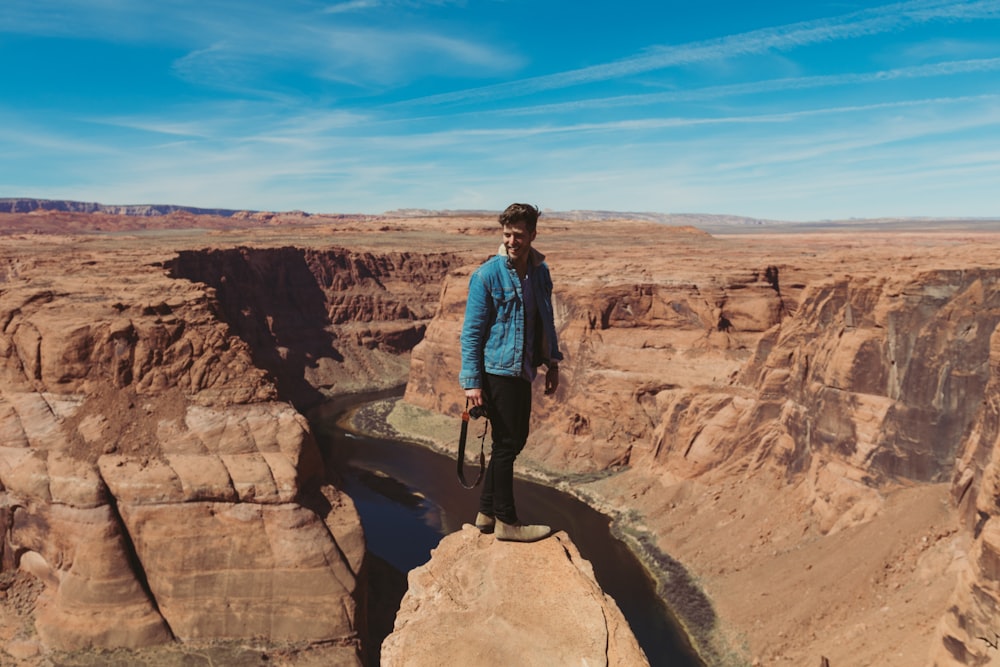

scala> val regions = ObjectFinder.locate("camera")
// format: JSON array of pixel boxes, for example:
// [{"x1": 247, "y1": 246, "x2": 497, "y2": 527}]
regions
[{"x1": 468, "y1": 404, "x2": 488, "y2": 420}]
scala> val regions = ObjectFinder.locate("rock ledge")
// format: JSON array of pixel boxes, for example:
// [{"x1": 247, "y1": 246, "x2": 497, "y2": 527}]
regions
[{"x1": 381, "y1": 525, "x2": 649, "y2": 667}]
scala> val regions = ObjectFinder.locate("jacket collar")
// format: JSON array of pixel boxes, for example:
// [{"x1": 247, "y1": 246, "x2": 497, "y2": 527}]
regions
[{"x1": 497, "y1": 244, "x2": 545, "y2": 267}]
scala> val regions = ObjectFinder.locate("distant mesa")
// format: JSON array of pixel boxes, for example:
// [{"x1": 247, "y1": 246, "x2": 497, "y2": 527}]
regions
[
  {"x1": 5, "y1": 198, "x2": 999, "y2": 235},
  {"x1": 379, "y1": 207, "x2": 786, "y2": 227},
  {"x1": 0, "y1": 198, "x2": 329, "y2": 235},
  {"x1": 5, "y1": 199, "x2": 778, "y2": 228},
  {"x1": 0, "y1": 197, "x2": 246, "y2": 218}
]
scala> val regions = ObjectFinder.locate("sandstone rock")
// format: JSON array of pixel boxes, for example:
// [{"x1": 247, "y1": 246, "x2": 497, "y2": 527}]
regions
[
  {"x1": 164, "y1": 453, "x2": 239, "y2": 501},
  {"x1": 0, "y1": 447, "x2": 50, "y2": 501},
  {"x1": 0, "y1": 391, "x2": 73, "y2": 451},
  {"x1": 118, "y1": 500, "x2": 359, "y2": 643},
  {"x1": 98, "y1": 455, "x2": 186, "y2": 504},
  {"x1": 14, "y1": 503, "x2": 172, "y2": 650},
  {"x1": 933, "y1": 322, "x2": 1000, "y2": 665},
  {"x1": 46, "y1": 452, "x2": 107, "y2": 507},
  {"x1": 220, "y1": 452, "x2": 283, "y2": 502},
  {"x1": 166, "y1": 246, "x2": 465, "y2": 405},
  {"x1": 4, "y1": 638, "x2": 41, "y2": 661},
  {"x1": 381, "y1": 526, "x2": 648, "y2": 667},
  {"x1": 319, "y1": 484, "x2": 367, "y2": 577},
  {"x1": 0, "y1": 238, "x2": 414, "y2": 658}
]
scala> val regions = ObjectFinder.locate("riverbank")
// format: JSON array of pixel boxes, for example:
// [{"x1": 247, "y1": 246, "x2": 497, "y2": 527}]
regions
[{"x1": 340, "y1": 397, "x2": 726, "y2": 666}]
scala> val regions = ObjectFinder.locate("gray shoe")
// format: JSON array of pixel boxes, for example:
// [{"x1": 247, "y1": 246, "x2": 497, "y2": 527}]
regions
[
  {"x1": 475, "y1": 512, "x2": 496, "y2": 533},
  {"x1": 495, "y1": 520, "x2": 551, "y2": 543}
]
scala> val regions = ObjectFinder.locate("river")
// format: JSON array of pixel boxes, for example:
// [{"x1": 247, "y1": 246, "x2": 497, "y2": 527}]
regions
[{"x1": 310, "y1": 390, "x2": 703, "y2": 667}]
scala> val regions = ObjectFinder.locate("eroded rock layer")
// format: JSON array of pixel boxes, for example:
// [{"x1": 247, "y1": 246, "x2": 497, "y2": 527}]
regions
[
  {"x1": 0, "y1": 231, "x2": 462, "y2": 663},
  {"x1": 400, "y1": 221, "x2": 1000, "y2": 665},
  {"x1": 165, "y1": 246, "x2": 464, "y2": 407}
]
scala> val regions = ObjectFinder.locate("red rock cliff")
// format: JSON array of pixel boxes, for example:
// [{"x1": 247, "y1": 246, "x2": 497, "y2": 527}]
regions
[
  {"x1": 0, "y1": 232, "x2": 462, "y2": 664},
  {"x1": 402, "y1": 221, "x2": 1000, "y2": 666},
  {"x1": 166, "y1": 246, "x2": 463, "y2": 407}
]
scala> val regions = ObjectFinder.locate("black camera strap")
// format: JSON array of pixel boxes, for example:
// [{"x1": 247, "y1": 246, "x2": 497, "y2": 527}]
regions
[{"x1": 457, "y1": 398, "x2": 487, "y2": 489}]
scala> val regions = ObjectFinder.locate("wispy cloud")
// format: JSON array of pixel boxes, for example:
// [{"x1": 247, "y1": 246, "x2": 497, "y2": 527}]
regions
[
  {"x1": 322, "y1": 0, "x2": 465, "y2": 11},
  {"x1": 170, "y1": 28, "x2": 520, "y2": 95},
  {"x1": 0, "y1": 0, "x2": 225, "y2": 43},
  {"x1": 396, "y1": 0, "x2": 1000, "y2": 106},
  {"x1": 0, "y1": 113, "x2": 118, "y2": 156},
  {"x1": 323, "y1": 0, "x2": 381, "y2": 13},
  {"x1": 363, "y1": 94, "x2": 1000, "y2": 150},
  {"x1": 480, "y1": 57, "x2": 1000, "y2": 117},
  {"x1": 1, "y1": 0, "x2": 517, "y2": 93}
]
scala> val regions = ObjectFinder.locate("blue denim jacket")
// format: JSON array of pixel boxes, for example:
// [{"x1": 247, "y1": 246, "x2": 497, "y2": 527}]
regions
[{"x1": 459, "y1": 247, "x2": 563, "y2": 389}]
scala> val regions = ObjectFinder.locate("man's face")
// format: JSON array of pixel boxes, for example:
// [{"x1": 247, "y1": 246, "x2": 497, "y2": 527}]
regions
[{"x1": 502, "y1": 222, "x2": 536, "y2": 263}]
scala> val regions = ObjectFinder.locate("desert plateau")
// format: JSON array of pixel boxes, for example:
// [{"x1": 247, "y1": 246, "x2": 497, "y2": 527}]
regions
[{"x1": 4, "y1": 202, "x2": 1000, "y2": 666}]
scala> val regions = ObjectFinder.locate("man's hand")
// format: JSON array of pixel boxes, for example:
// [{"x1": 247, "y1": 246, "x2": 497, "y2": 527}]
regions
[
  {"x1": 465, "y1": 387, "x2": 484, "y2": 407},
  {"x1": 544, "y1": 366, "x2": 559, "y2": 395}
]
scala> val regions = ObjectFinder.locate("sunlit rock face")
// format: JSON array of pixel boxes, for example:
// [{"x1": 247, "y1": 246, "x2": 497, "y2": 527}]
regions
[
  {"x1": 166, "y1": 246, "x2": 465, "y2": 407},
  {"x1": 0, "y1": 232, "x2": 461, "y2": 660},
  {"x1": 409, "y1": 258, "x2": 1000, "y2": 495},
  {"x1": 402, "y1": 220, "x2": 1000, "y2": 665},
  {"x1": 381, "y1": 526, "x2": 649, "y2": 667},
  {"x1": 935, "y1": 319, "x2": 1000, "y2": 666}
]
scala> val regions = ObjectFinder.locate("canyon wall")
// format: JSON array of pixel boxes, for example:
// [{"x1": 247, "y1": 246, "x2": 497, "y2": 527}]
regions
[
  {"x1": 934, "y1": 317, "x2": 1000, "y2": 665},
  {"x1": 411, "y1": 264, "x2": 999, "y2": 487},
  {"x1": 165, "y1": 246, "x2": 463, "y2": 407},
  {"x1": 0, "y1": 234, "x2": 462, "y2": 663},
  {"x1": 403, "y1": 225, "x2": 1000, "y2": 666}
]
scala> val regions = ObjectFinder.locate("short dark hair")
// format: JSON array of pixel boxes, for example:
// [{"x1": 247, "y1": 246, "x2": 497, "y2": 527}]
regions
[{"x1": 499, "y1": 203, "x2": 540, "y2": 233}]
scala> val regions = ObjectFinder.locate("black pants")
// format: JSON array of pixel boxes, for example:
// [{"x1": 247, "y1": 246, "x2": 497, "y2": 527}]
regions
[{"x1": 479, "y1": 373, "x2": 532, "y2": 524}]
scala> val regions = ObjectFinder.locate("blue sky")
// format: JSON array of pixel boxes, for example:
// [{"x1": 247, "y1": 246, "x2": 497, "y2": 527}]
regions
[{"x1": 2, "y1": 0, "x2": 1000, "y2": 220}]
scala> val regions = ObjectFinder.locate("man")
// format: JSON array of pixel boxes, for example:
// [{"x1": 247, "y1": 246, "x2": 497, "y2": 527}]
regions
[{"x1": 460, "y1": 203, "x2": 563, "y2": 542}]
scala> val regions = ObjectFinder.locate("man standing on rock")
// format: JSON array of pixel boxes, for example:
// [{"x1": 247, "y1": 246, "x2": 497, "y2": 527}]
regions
[{"x1": 460, "y1": 203, "x2": 563, "y2": 542}]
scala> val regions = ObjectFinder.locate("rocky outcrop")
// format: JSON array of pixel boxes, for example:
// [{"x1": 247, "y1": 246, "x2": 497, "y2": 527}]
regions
[
  {"x1": 0, "y1": 249, "x2": 364, "y2": 658},
  {"x1": 381, "y1": 526, "x2": 648, "y2": 667},
  {"x1": 0, "y1": 234, "x2": 461, "y2": 662}
]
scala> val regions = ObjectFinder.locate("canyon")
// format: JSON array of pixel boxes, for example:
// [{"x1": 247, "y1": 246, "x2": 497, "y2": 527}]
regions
[{"x1": 3, "y1": 208, "x2": 1000, "y2": 665}]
